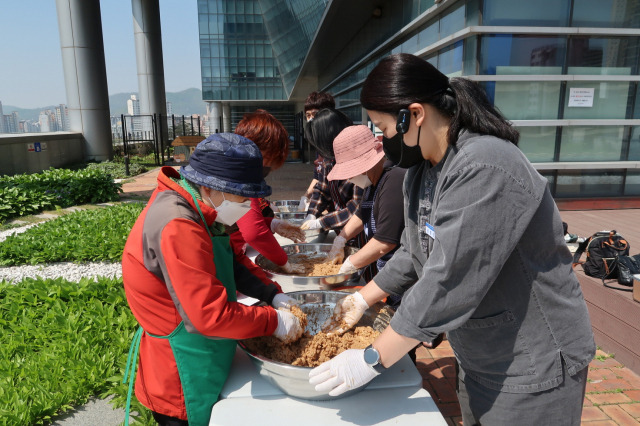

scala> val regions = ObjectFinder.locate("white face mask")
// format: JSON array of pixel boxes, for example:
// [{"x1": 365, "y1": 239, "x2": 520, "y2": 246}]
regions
[
  {"x1": 348, "y1": 174, "x2": 372, "y2": 189},
  {"x1": 208, "y1": 193, "x2": 251, "y2": 226}
]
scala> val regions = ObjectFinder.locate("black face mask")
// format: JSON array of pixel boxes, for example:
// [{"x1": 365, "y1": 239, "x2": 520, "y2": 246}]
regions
[{"x1": 382, "y1": 127, "x2": 423, "y2": 168}]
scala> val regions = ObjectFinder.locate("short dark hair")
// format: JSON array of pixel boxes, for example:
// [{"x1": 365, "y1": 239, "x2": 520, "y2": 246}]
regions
[
  {"x1": 304, "y1": 108, "x2": 352, "y2": 159},
  {"x1": 304, "y1": 91, "x2": 335, "y2": 112},
  {"x1": 360, "y1": 53, "x2": 518, "y2": 145}
]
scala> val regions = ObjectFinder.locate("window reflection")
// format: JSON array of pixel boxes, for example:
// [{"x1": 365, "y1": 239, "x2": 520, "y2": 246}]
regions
[
  {"x1": 438, "y1": 41, "x2": 463, "y2": 76},
  {"x1": 560, "y1": 126, "x2": 625, "y2": 162},
  {"x1": 483, "y1": 0, "x2": 570, "y2": 26},
  {"x1": 556, "y1": 170, "x2": 624, "y2": 197},
  {"x1": 625, "y1": 172, "x2": 640, "y2": 196},
  {"x1": 563, "y1": 82, "x2": 630, "y2": 120},
  {"x1": 517, "y1": 126, "x2": 557, "y2": 162},
  {"x1": 480, "y1": 35, "x2": 566, "y2": 75},
  {"x1": 567, "y1": 37, "x2": 639, "y2": 75},
  {"x1": 572, "y1": 0, "x2": 640, "y2": 28},
  {"x1": 629, "y1": 127, "x2": 640, "y2": 161},
  {"x1": 494, "y1": 82, "x2": 561, "y2": 120}
]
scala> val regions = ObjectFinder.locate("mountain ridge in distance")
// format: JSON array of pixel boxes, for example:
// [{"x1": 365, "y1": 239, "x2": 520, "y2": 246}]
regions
[{"x1": 3, "y1": 88, "x2": 206, "y2": 122}]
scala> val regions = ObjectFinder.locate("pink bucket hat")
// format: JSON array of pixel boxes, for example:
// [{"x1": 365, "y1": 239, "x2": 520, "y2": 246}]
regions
[{"x1": 327, "y1": 125, "x2": 385, "y2": 181}]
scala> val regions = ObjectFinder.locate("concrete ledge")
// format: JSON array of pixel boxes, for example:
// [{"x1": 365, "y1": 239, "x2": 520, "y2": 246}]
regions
[{"x1": 0, "y1": 132, "x2": 85, "y2": 175}]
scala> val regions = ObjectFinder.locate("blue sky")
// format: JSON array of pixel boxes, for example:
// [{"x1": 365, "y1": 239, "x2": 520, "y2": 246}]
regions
[{"x1": 0, "y1": 0, "x2": 201, "y2": 109}]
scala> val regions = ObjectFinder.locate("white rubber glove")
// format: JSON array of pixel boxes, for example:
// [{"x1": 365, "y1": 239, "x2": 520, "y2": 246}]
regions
[
  {"x1": 338, "y1": 256, "x2": 357, "y2": 274},
  {"x1": 273, "y1": 309, "x2": 304, "y2": 343},
  {"x1": 281, "y1": 261, "x2": 305, "y2": 274},
  {"x1": 271, "y1": 219, "x2": 306, "y2": 243},
  {"x1": 298, "y1": 195, "x2": 310, "y2": 212},
  {"x1": 308, "y1": 348, "x2": 380, "y2": 396},
  {"x1": 301, "y1": 214, "x2": 322, "y2": 230},
  {"x1": 271, "y1": 293, "x2": 300, "y2": 310},
  {"x1": 322, "y1": 291, "x2": 369, "y2": 334},
  {"x1": 327, "y1": 235, "x2": 346, "y2": 264}
]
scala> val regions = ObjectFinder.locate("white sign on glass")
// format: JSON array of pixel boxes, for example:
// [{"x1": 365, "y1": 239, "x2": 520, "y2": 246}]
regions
[{"x1": 568, "y1": 88, "x2": 595, "y2": 107}]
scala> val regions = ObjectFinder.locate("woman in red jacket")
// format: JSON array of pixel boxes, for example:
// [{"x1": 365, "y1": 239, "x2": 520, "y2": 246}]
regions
[
  {"x1": 232, "y1": 109, "x2": 306, "y2": 274},
  {"x1": 122, "y1": 133, "x2": 303, "y2": 426}
]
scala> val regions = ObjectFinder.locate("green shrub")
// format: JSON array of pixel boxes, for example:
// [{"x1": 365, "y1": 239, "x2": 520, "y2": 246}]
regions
[
  {"x1": 85, "y1": 161, "x2": 148, "y2": 179},
  {"x1": 0, "y1": 186, "x2": 57, "y2": 221},
  {"x1": 0, "y1": 276, "x2": 154, "y2": 425},
  {"x1": 0, "y1": 203, "x2": 144, "y2": 266},
  {"x1": 0, "y1": 168, "x2": 122, "y2": 224}
]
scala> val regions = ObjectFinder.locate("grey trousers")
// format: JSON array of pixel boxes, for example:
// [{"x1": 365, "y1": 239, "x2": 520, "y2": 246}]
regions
[{"x1": 457, "y1": 361, "x2": 588, "y2": 426}]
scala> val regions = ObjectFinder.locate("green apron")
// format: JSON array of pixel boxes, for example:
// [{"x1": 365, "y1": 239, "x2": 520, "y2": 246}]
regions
[{"x1": 124, "y1": 182, "x2": 238, "y2": 426}]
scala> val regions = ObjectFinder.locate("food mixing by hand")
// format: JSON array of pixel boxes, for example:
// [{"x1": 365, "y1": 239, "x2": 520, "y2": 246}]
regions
[
  {"x1": 273, "y1": 309, "x2": 304, "y2": 343},
  {"x1": 326, "y1": 235, "x2": 346, "y2": 264},
  {"x1": 322, "y1": 291, "x2": 369, "y2": 334},
  {"x1": 338, "y1": 256, "x2": 357, "y2": 274},
  {"x1": 271, "y1": 293, "x2": 301, "y2": 310},
  {"x1": 271, "y1": 219, "x2": 306, "y2": 243},
  {"x1": 301, "y1": 214, "x2": 322, "y2": 230}
]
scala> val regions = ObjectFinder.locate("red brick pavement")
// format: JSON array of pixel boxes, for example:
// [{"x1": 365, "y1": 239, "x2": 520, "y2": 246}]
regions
[{"x1": 416, "y1": 342, "x2": 640, "y2": 425}]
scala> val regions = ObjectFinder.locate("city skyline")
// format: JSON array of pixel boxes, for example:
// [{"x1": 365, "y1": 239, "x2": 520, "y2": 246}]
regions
[{"x1": 0, "y1": 0, "x2": 201, "y2": 109}]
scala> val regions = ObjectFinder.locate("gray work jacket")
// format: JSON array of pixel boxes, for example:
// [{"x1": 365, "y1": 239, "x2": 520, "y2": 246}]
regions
[{"x1": 374, "y1": 131, "x2": 595, "y2": 393}]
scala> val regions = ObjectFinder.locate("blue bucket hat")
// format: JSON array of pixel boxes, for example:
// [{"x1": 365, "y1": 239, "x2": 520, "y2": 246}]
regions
[{"x1": 180, "y1": 133, "x2": 272, "y2": 198}]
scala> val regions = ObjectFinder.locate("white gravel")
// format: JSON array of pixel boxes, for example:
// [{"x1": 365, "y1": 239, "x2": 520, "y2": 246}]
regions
[
  {"x1": 0, "y1": 220, "x2": 122, "y2": 285},
  {"x1": 0, "y1": 223, "x2": 40, "y2": 243},
  {"x1": 0, "y1": 261, "x2": 122, "y2": 284}
]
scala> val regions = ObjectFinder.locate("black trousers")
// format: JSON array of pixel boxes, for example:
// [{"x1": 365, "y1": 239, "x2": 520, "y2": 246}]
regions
[{"x1": 152, "y1": 411, "x2": 189, "y2": 426}]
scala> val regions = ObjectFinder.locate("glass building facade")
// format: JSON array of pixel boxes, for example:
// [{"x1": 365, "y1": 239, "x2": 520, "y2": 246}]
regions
[
  {"x1": 197, "y1": 0, "x2": 640, "y2": 198},
  {"x1": 198, "y1": 0, "x2": 327, "y2": 132},
  {"x1": 320, "y1": 0, "x2": 640, "y2": 198}
]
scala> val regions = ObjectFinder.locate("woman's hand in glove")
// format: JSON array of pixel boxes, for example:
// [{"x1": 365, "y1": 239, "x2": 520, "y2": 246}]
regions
[
  {"x1": 308, "y1": 348, "x2": 380, "y2": 396},
  {"x1": 273, "y1": 309, "x2": 304, "y2": 343},
  {"x1": 300, "y1": 214, "x2": 322, "y2": 230},
  {"x1": 271, "y1": 219, "x2": 306, "y2": 243},
  {"x1": 281, "y1": 261, "x2": 305, "y2": 274},
  {"x1": 321, "y1": 291, "x2": 369, "y2": 334},
  {"x1": 326, "y1": 235, "x2": 346, "y2": 264},
  {"x1": 298, "y1": 195, "x2": 310, "y2": 212},
  {"x1": 338, "y1": 256, "x2": 357, "y2": 274},
  {"x1": 271, "y1": 293, "x2": 300, "y2": 310}
]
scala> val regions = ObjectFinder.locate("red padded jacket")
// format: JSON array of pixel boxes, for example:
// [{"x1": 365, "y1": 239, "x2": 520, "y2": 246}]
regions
[{"x1": 122, "y1": 167, "x2": 280, "y2": 419}]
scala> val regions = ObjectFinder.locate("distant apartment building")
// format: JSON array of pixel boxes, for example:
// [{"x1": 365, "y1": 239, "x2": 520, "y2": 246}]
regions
[
  {"x1": 166, "y1": 101, "x2": 173, "y2": 116},
  {"x1": 38, "y1": 110, "x2": 57, "y2": 133},
  {"x1": 2, "y1": 111, "x2": 20, "y2": 133},
  {"x1": 126, "y1": 94, "x2": 143, "y2": 134},
  {"x1": 111, "y1": 116, "x2": 123, "y2": 139},
  {"x1": 19, "y1": 120, "x2": 38, "y2": 133},
  {"x1": 54, "y1": 104, "x2": 70, "y2": 131}
]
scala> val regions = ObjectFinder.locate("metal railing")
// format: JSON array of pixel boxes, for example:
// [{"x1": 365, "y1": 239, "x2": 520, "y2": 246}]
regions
[{"x1": 111, "y1": 114, "x2": 201, "y2": 172}]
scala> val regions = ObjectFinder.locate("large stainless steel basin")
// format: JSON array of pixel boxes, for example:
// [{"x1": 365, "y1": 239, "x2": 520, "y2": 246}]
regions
[
  {"x1": 237, "y1": 290, "x2": 394, "y2": 400},
  {"x1": 255, "y1": 243, "x2": 360, "y2": 292}
]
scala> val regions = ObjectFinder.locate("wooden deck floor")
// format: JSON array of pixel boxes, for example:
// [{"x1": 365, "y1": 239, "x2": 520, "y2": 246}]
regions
[{"x1": 560, "y1": 208, "x2": 640, "y2": 375}]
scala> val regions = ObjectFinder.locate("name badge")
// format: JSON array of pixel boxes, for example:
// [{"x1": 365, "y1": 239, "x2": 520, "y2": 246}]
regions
[{"x1": 424, "y1": 221, "x2": 435, "y2": 239}]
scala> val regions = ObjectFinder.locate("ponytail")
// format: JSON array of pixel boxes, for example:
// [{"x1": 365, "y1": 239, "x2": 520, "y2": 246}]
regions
[{"x1": 446, "y1": 78, "x2": 519, "y2": 146}]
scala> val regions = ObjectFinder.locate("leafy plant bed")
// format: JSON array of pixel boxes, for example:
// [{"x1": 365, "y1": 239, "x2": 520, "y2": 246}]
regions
[
  {"x1": 0, "y1": 203, "x2": 144, "y2": 266},
  {"x1": 0, "y1": 168, "x2": 122, "y2": 224},
  {"x1": 0, "y1": 276, "x2": 154, "y2": 425},
  {"x1": 85, "y1": 160, "x2": 149, "y2": 180}
]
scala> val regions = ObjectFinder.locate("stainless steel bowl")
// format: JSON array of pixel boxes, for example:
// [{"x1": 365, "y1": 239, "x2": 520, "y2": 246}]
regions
[
  {"x1": 255, "y1": 243, "x2": 360, "y2": 292},
  {"x1": 273, "y1": 200, "x2": 301, "y2": 213},
  {"x1": 238, "y1": 290, "x2": 394, "y2": 400},
  {"x1": 273, "y1": 211, "x2": 322, "y2": 240}
]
